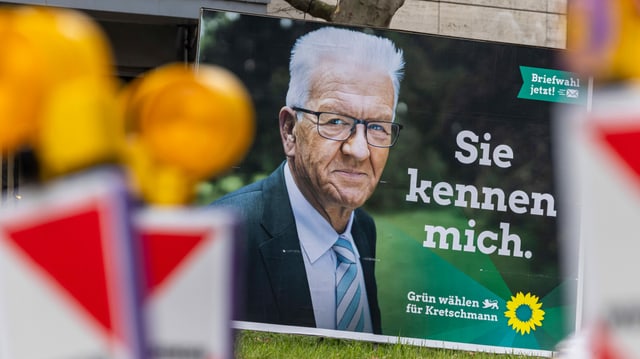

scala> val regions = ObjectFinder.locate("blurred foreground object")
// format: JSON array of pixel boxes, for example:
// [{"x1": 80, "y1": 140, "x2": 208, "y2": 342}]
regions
[
  {"x1": 134, "y1": 207, "x2": 239, "y2": 359},
  {"x1": 121, "y1": 63, "x2": 255, "y2": 206},
  {"x1": 120, "y1": 64, "x2": 251, "y2": 357},
  {"x1": 557, "y1": 85, "x2": 640, "y2": 359},
  {"x1": 0, "y1": 6, "x2": 245, "y2": 359},
  {"x1": 118, "y1": 58, "x2": 253, "y2": 359},
  {"x1": 559, "y1": 1, "x2": 640, "y2": 357},
  {"x1": 566, "y1": 0, "x2": 640, "y2": 81},
  {"x1": 0, "y1": 5, "x2": 120, "y2": 176},
  {"x1": 0, "y1": 169, "x2": 146, "y2": 359},
  {"x1": 0, "y1": 7, "x2": 146, "y2": 359}
]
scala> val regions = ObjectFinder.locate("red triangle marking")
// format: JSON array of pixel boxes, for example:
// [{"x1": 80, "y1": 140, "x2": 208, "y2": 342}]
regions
[
  {"x1": 141, "y1": 230, "x2": 211, "y2": 296},
  {"x1": 3, "y1": 206, "x2": 113, "y2": 333},
  {"x1": 591, "y1": 322, "x2": 630, "y2": 359},
  {"x1": 596, "y1": 124, "x2": 640, "y2": 184}
]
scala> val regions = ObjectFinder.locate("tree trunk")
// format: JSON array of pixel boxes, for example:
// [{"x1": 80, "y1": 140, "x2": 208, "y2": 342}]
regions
[
  {"x1": 282, "y1": 0, "x2": 405, "y2": 28},
  {"x1": 283, "y1": 0, "x2": 336, "y2": 22},
  {"x1": 333, "y1": 0, "x2": 405, "y2": 27}
]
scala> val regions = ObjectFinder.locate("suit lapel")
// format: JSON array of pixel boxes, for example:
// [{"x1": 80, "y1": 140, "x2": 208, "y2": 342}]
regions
[
  {"x1": 254, "y1": 163, "x2": 379, "y2": 331},
  {"x1": 258, "y1": 163, "x2": 316, "y2": 327},
  {"x1": 351, "y1": 209, "x2": 376, "y2": 280},
  {"x1": 352, "y1": 209, "x2": 381, "y2": 333}
]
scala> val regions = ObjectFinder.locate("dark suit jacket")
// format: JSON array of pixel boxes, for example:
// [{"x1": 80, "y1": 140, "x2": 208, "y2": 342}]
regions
[{"x1": 212, "y1": 162, "x2": 381, "y2": 333}]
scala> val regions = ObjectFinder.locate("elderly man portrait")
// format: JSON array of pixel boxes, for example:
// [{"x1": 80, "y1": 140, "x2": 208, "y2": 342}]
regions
[{"x1": 213, "y1": 26, "x2": 404, "y2": 334}]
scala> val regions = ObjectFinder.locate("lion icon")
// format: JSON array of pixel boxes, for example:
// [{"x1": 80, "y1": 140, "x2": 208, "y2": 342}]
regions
[{"x1": 482, "y1": 299, "x2": 499, "y2": 310}]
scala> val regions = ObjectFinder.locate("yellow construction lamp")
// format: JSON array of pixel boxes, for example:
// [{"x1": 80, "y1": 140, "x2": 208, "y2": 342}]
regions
[
  {"x1": 121, "y1": 63, "x2": 255, "y2": 206},
  {"x1": 0, "y1": 6, "x2": 121, "y2": 178},
  {"x1": 567, "y1": 0, "x2": 640, "y2": 81}
]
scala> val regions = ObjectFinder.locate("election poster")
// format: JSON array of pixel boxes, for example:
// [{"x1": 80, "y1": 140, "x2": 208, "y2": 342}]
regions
[{"x1": 196, "y1": 10, "x2": 583, "y2": 355}]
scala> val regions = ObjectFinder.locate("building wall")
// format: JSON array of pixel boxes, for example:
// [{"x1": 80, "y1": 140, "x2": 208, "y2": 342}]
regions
[
  {"x1": 1, "y1": 0, "x2": 566, "y2": 49},
  {"x1": 0, "y1": 0, "x2": 270, "y2": 77},
  {"x1": 0, "y1": 0, "x2": 268, "y2": 20},
  {"x1": 267, "y1": 0, "x2": 567, "y2": 49}
]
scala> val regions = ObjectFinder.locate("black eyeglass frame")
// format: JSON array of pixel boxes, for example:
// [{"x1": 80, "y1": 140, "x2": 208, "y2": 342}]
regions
[{"x1": 291, "y1": 106, "x2": 403, "y2": 148}]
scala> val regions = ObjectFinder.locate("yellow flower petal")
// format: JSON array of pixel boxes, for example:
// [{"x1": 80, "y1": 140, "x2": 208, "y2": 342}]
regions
[{"x1": 504, "y1": 292, "x2": 545, "y2": 335}]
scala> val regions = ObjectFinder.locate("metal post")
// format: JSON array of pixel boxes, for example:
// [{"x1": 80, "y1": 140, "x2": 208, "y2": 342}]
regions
[
  {"x1": 0, "y1": 151, "x2": 4, "y2": 205},
  {"x1": 6, "y1": 151, "x2": 14, "y2": 204}
]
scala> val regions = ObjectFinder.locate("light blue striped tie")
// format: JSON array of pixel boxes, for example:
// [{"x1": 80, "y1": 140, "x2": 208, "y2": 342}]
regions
[{"x1": 333, "y1": 236, "x2": 364, "y2": 331}]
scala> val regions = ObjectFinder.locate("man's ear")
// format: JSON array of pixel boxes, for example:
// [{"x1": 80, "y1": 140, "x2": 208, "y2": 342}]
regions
[{"x1": 279, "y1": 106, "x2": 297, "y2": 157}]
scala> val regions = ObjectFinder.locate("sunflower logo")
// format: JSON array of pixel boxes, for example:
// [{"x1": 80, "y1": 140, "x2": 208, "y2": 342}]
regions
[{"x1": 504, "y1": 292, "x2": 545, "y2": 335}]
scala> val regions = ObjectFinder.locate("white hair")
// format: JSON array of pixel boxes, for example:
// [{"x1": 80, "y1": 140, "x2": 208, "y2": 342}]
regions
[{"x1": 285, "y1": 27, "x2": 405, "y2": 119}]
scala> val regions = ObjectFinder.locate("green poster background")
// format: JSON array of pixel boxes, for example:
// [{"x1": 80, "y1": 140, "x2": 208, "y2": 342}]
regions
[{"x1": 197, "y1": 10, "x2": 578, "y2": 353}]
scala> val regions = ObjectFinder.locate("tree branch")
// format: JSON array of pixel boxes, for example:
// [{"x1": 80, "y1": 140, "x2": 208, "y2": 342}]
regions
[{"x1": 283, "y1": 0, "x2": 337, "y2": 22}]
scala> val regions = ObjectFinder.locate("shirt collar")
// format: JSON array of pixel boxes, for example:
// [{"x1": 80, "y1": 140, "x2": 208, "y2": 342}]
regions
[{"x1": 284, "y1": 162, "x2": 354, "y2": 264}]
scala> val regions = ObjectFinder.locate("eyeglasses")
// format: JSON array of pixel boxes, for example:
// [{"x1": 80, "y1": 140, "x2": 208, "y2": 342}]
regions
[{"x1": 292, "y1": 107, "x2": 402, "y2": 148}]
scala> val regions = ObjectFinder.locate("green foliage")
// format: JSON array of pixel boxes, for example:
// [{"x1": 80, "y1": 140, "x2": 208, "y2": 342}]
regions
[
  {"x1": 235, "y1": 331, "x2": 548, "y2": 359},
  {"x1": 195, "y1": 172, "x2": 269, "y2": 205}
]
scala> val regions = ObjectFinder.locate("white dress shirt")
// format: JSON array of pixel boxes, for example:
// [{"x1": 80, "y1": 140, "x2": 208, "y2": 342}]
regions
[{"x1": 284, "y1": 163, "x2": 373, "y2": 332}]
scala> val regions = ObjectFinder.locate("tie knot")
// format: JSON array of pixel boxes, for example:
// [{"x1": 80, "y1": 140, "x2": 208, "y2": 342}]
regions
[{"x1": 333, "y1": 236, "x2": 356, "y2": 264}]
